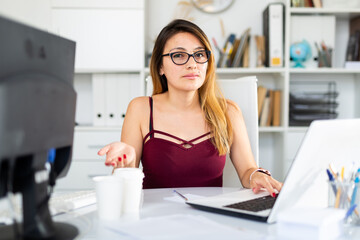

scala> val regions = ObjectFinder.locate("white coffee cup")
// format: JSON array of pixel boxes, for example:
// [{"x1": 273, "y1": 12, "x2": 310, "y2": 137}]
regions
[
  {"x1": 113, "y1": 168, "x2": 144, "y2": 213},
  {"x1": 93, "y1": 175, "x2": 123, "y2": 220}
]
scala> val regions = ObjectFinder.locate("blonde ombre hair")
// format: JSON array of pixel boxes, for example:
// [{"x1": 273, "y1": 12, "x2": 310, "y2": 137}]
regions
[{"x1": 149, "y1": 19, "x2": 233, "y2": 155}]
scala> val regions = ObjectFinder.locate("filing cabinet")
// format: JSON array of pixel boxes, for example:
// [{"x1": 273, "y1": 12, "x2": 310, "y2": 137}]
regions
[{"x1": 55, "y1": 128, "x2": 121, "y2": 190}]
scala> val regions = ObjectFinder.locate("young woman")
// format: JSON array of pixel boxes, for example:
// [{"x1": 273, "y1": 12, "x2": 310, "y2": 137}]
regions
[{"x1": 98, "y1": 19, "x2": 282, "y2": 196}]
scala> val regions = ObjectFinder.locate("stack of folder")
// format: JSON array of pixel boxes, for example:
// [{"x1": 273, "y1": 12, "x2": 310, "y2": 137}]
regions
[{"x1": 289, "y1": 82, "x2": 338, "y2": 126}]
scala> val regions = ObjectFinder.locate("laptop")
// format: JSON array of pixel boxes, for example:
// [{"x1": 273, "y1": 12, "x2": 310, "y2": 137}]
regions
[{"x1": 186, "y1": 119, "x2": 360, "y2": 223}]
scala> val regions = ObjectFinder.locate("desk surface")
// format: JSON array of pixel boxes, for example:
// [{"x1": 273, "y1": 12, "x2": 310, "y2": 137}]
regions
[{"x1": 55, "y1": 187, "x2": 360, "y2": 240}]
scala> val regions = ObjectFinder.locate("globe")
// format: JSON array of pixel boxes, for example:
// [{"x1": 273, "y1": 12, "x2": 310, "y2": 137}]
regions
[{"x1": 290, "y1": 40, "x2": 312, "y2": 68}]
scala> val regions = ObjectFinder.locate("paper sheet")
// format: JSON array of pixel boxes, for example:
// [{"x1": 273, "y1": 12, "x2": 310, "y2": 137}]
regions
[
  {"x1": 163, "y1": 194, "x2": 204, "y2": 203},
  {"x1": 105, "y1": 214, "x2": 265, "y2": 240}
]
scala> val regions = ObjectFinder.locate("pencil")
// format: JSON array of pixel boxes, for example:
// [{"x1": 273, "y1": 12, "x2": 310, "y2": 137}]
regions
[
  {"x1": 335, "y1": 188, "x2": 341, "y2": 208},
  {"x1": 328, "y1": 165, "x2": 359, "y2": 216},
  {"x1": 173, "y1": 190, "x2": 188, "y2": 201}
]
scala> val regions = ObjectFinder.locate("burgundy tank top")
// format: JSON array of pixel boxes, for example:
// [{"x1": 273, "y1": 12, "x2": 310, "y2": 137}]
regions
[{"x1": 141, "y1": 97, "x2": 226, "y2": 189}]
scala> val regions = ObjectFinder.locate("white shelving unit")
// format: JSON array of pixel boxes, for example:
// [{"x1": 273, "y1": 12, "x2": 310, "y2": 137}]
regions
[
  {"x1": 56, "y1": 0, "x2": 360, "y2": 185},
  {"x1": 284, "y1": 3, "x2": 360, "y2": 178},
  {"x1": 1, "y1": 0, "x2": 359, "y2": 188}
]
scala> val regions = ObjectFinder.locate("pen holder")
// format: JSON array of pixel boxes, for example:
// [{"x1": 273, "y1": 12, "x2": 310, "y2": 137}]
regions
[
  {"x1": 318, "y1": 49, "x2": 332, "y2": 68},
  {"x1": 328, "y1": 181, "x2": 360, "y2": 225}
]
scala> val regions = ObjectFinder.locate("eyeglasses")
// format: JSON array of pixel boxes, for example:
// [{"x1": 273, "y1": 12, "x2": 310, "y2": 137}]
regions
[{"x1": 161, "y1": 50, "x2": 211, "y2": 65}]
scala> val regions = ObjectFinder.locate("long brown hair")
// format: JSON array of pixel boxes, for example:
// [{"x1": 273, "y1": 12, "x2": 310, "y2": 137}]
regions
[{"x1": 149, "y1": 19, "x2": 232, "y2": 155}]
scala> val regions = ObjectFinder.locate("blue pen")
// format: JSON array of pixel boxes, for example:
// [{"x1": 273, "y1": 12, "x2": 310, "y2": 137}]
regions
[
  {"x1": 345, "y1": 204, "x2": 357, "y2": 220},
  {"x1": 350, "y1": 177, "x2": 359, "y2": 207},
  {"x1": 327, "y1": 169, "x2": 337, "y2": 195}
]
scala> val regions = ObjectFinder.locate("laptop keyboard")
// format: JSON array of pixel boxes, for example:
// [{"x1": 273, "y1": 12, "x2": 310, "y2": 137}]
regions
[{"x1": 223, "y1": 194, "x2": 278, "y2": 212}]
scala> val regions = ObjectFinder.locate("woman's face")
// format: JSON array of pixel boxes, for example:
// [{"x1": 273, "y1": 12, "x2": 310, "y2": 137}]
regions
[{"x1": 160, "y1": 32, "x2": 208, "y2": 93}]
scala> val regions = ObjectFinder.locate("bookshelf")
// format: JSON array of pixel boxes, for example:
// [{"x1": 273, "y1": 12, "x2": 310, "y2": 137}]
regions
[
  {"x1": 2, "y1": 0, "x2": 359, "y2": 188},
  {"x1": 285, "y1": 2, "x2": 360, "y2": 178}
]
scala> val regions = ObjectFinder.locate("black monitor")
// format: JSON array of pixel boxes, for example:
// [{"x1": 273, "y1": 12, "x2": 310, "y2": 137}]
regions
[{"x1": 0, "y1": 16, "x2": 78, "y2": 239}]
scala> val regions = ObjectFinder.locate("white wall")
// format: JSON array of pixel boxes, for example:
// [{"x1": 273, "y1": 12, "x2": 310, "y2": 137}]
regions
[
  {"x1": 0, "y1": 0, "x2": 51, "y2": 31},
  {"x1": 145, "y1": 0, "x2": 285, "y2": 63}
]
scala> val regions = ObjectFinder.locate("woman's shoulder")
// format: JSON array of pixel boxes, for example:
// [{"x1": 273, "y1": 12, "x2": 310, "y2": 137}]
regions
[
  {"x1": 127, "y1": 96, "x2": 151, "y2": 113},
  {"x1": 225, "y1": 99, "x2": 242, "y2": 114},
  {"x1": 225, "y1": 99, "x2": 246, "y2": 128},
  {"x1": 225, "y1": 99, "x2": 245, "y2": 120}
]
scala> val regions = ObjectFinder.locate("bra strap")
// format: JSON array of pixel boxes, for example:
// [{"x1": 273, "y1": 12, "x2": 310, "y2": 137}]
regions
[{"x1": 148, "y1": 97, "x2": 154, "y2": 138}]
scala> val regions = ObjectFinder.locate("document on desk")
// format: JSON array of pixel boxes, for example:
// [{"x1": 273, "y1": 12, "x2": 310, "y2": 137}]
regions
[
  {"x1": 164, "y1": 193, "x2": 204, "y2": 203},
  {"x1": 105, "y1": 214, "x2": 264, "y2": 240}
]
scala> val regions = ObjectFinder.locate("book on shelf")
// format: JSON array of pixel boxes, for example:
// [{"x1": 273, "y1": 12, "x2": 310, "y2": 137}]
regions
[
  {"x1": 291, "y1": 0, "x2": 314, "y2": 7},
  {"x1": 312, "y1": 0, "x2": 322, "y2": 8},
  {"x1": 217, "y1": 33, "x2": 236, "y2": 68},
  {"x1": 346, "y1": 16, "x2": 360, "y2": 63},
  {"x1": 272, "y1": 90, "x2": 281, "y2": 127},
  {"x1": 249, "y1": 35, "x2": 257, "y2": 68},
  {"x1": 229, "y1": 38, "x2": 241, "y2": 67},
  {"x1": 266, "y1": 90, "x2": 274, "y2": 126},
  {"x1": 259, "y1": 92, "x2": 270, "y2": 127},
  {"x1": 350, "y1": 15, "x2": 360, "y2": 35},
  {"x1": 232, "y1": 28, "x2": 251, "y2": 68},
  {"x1": 242, "y1": 36, "x2": 250, "y2": 68},
  {"x1": 344, "y1": 61, "x2": 360, "y2": 69},
  {"x1": 263, "y1": 3, "x2": 284, "y2": 68},
  {"x1": 255, "y1": 35, "x2": 265, "y2": 67},
  {"x1": 257, "y1": 86, "x2": 282, "y2": 127},
  {"x1": 257, "y1": 86, "x2": 267, "y2": 119},
  {"x1": 304, "y1": 0, "x2": 314, "y2": 7}
]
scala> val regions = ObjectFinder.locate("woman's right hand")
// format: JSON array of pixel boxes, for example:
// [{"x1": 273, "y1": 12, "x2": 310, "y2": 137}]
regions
[{"x1": 98, "y1": 141, "x2": 136, "y2": 168}]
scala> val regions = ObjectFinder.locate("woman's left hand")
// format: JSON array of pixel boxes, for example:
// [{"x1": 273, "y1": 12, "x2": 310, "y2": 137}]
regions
[{"x1": 250, "y1": 172, "x2": 283, "y2": 197}]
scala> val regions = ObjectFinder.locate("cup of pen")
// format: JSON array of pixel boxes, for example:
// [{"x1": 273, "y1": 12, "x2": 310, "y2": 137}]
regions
[
  {"x1": 317, "y1": 48, "x2": 332, "y2": 68},
  {"x1": 328, "y1": 178, "x2": 360, "y2": 225}
]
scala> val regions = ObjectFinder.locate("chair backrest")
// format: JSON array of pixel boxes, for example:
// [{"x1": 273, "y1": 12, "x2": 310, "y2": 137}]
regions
[
  {"x1": 218, "y1": 76, "x2": 259, "y2": 187},
  {"x1": 145, "y1": 76, "x2": 153, "y2": 96},
  {"x1": 145, "y1": 76, "x2": 259, "y2": 187}
]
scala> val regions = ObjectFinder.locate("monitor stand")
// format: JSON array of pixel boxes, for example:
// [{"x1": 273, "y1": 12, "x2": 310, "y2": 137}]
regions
[
  {"x1": 0, "y1": 167, "x2": 78, "y2": 240},
  {"x1": 0, "y1": 222, "x2": 78, "y2": 240}
]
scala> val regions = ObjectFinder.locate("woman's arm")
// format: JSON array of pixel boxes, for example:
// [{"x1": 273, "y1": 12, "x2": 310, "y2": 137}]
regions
[
  {"x1": 227, "y1": 99, "x2": 282, "y2": 196},
  {"x1": 98, "y1": 97, "x2": 148, "y2": 168}
]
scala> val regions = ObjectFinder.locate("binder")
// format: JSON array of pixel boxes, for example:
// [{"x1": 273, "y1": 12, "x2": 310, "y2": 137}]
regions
[
  {"x1": 105, "y1": 74, "x2": 122, "y2": 126},
  {"x1": 92, "y1": 74, "x2": 106, "y2": 126},
  {"x1": 263, "y1": 3, "x2": 284, "y2": 67},
  {"x1": 105, "y1": 74, "x2": 139, "y2": 126},
  {"x1": 92, "y1": 74, "x2": 139, "y2": 127},
  {"x1": 117, "y1": 74, "x2": 139, "y2": 126}
]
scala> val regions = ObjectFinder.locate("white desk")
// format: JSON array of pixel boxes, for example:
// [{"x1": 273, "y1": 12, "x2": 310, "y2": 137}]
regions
[{"x1": 54, "y1": 187, "x2": 360, "y2": 239}]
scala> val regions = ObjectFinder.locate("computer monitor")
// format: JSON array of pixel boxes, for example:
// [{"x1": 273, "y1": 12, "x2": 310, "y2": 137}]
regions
[{"x1": 0, "y1": 16, "x2": 78, "y2": 239}]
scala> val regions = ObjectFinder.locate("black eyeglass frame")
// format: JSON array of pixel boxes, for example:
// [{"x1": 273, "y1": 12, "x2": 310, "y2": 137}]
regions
[{"x1": 161, "y1": 50, "x2": 211, "y2": 65}]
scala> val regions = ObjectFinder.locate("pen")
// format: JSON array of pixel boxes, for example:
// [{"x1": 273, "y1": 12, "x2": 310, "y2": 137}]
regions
[
  {"x1": 350, "y1": 177, "x2": 359, "y2": 207},
  {"x1": 328, "y1": 164, "x2": 359, "y2": 216},
  {"x1": 329, "y1": 164, "x2": 337, "y2": 179},
  {"x1": 327, "y1": 169, "x2": 337, "y2": 195},
  {"x1": 173, "y1": 190, "x2": 188, "y2": 201},
  {"x1": 212, "y1": 37, "x2": 222, "y2": 54},
  {"x1": 341, "y1": 167, "x2": 345, "y2": 181},
  {"x1": 345, "y1": 204, "x2": 357, "y2": 220}
]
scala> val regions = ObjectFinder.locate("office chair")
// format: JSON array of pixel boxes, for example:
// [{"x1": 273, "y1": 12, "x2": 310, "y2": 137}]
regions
[
  {"x1": 145, "y1": 75, "x2": 259, "y2": 187},
  {"x1": 218, "y1": 76, "x2": 259, "y2": 187}
]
